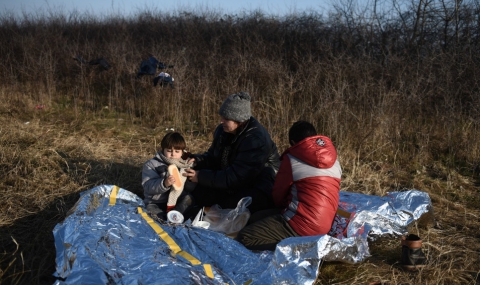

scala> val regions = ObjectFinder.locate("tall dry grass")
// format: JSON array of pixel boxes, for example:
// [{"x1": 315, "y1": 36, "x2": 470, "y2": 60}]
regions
[{"x1": 0, "y1": 4, "x2": 479, "y2": 285}]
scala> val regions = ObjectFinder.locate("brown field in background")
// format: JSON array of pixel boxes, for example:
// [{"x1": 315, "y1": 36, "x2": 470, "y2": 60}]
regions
[{"x1": 0, "y1": 3, "x2": 479, "y2": 284}]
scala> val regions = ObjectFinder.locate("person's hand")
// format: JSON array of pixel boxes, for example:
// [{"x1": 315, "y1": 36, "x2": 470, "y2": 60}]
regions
[
  {"x1": 163, "y1": 175, "x2": 175, "y2": 187},
  {"x1": 187, "y1": 157, "x2": 196, "y2": 166},
  {"x1": 183, "y1": 168, "x2": 198, "y2": 183}
]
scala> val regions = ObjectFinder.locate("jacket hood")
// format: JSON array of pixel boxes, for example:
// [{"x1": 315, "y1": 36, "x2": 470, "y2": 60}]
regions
[{"x1": 283, "y1": 135, "x2": 337, "y2": 169}]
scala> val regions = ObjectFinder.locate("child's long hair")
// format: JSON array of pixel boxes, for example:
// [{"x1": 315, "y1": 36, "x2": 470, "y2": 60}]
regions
[{"x1": 160, "y1": 132, "x2": 186, "y2": 150}]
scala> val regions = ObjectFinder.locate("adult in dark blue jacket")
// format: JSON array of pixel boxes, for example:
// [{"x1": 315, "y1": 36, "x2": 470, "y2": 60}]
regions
[{"x1": 184, "y1": 91, "x2": 280, "y2": 214}]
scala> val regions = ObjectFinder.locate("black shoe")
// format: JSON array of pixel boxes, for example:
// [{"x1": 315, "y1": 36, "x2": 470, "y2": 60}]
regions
[{"x1": 157, "y1": 211, "x2": 167, "y2": 221}]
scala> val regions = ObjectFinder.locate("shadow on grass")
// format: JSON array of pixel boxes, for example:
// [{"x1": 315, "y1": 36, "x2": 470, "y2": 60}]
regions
[{"x1": 0, "y1": 159, "x2": 144, "y2": 285}]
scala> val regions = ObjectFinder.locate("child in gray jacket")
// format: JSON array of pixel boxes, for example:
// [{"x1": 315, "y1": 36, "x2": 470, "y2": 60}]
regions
[{"x1": 141, "y1": 132, "x2": 193, "y2": 221}]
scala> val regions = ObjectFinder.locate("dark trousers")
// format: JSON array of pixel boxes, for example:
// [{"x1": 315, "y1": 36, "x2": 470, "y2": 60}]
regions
[
  {"x1": 235, "y1": 211, "x2": 300, "y2": 251},
  {"x1": 190, "y1": 184, "x2": 274, "y2": 214}
]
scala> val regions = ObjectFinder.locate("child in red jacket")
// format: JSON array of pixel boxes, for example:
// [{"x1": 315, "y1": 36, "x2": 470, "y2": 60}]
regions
[{"x1": 236, "y1": 121, "x2": 342, "y2": 250}]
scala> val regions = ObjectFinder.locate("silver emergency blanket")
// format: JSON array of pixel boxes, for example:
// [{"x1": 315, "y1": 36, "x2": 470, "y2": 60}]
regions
[{"x1": 53, "y1": 185, "x2": 433, "y2": 284}]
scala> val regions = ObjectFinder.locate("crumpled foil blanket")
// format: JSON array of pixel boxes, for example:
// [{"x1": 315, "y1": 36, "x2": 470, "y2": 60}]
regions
[{"x1": 53, "y1": 185, "x2": 433, "y2": 284}]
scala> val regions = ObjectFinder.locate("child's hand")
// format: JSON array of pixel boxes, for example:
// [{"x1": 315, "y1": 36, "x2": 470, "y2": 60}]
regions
[{"x1": 164, "y1": 175, "x2": 176, "y2": 187}]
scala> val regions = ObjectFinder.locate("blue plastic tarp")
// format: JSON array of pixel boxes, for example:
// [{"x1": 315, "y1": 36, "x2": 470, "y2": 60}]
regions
[{"x1": 53, "y1": 185, "x2": 433, "y2": 284}]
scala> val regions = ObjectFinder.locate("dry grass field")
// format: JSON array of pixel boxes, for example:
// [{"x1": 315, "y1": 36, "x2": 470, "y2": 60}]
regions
[
  {"x1": 1, "y1": 4, "x2": 480, "y2": 284},
  {"x1": 1, "y1": 102, "x2": 479, "y2": 285}
]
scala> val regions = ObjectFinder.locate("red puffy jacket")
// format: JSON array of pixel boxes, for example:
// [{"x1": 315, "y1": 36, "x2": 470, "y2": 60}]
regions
[{"x1": 272, "y1": 135, "x2": 342, "y2": 236}]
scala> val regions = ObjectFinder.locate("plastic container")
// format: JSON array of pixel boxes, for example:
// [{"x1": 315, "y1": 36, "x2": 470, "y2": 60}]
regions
[
  {"x1": 194, "y1": 221, "x2": 210, "y2": 229},
  {"x1": 167, "y1": 210, "x2": 184, "y2": 224}
]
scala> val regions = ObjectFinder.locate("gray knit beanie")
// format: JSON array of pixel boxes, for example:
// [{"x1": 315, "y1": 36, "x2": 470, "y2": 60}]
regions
[{"x1": 218, "y1": 91, "x2": 251, "y2": 122}]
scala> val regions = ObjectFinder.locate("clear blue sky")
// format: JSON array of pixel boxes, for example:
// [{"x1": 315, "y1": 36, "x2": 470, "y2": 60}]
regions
[{"x1": 2, "y1": 0, "x2": 340, "y2": 18}]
